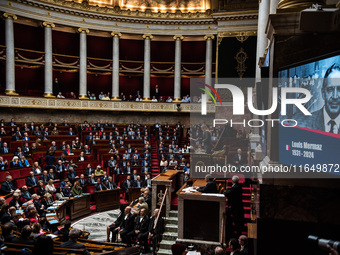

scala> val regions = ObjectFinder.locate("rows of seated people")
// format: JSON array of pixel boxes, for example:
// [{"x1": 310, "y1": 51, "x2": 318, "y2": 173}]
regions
[
  {"x1": 0, "y1": 118, "x2": 188, "y2": 197},
  {"x1": 0, "y1": 198, "x2": 138, "y2": 254}
]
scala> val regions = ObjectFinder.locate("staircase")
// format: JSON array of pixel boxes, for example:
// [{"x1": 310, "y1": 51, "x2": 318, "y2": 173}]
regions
[
  {"x1": 157, "y1": 210, "x2": 178, "y2": 255},
  {"x1": 150, "y1": 135, "x2": 160, "y2": 178}
]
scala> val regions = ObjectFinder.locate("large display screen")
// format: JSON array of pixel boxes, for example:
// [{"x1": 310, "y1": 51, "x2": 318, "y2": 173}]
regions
[{"x1": 278, "y1": 53, "x2": 340, "y2": 168}]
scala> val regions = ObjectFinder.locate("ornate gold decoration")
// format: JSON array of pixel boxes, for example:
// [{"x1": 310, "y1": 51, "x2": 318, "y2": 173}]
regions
[
  {"x1": 111, "y1": 97, "x2": 121, "y2": 101},
  {"x1": 42, "y1": 21, "x2": 55, "y2": 28},
  {"x1": 44, "y1": 93, "x2": 55, "y2": 98},
  {"x1": 5, "y1": 90, "x2": 18, "y2": 95},
  {"x1": 278, "y1": 0, "x2": 325, "y2": 10},
  {"x1": 173, "y1": 98, "x2": 181, "y2": 102},
  {"x1": 3, "y1": 13, "x2": 17, "y2": 20},
  {"x1": 157, "y1": 190, "x2": 164, "y2": 206},
  {"x1": 111, "y1": 32, "x2": 122, "y2": 37},
  {"x1": 77, "y1": 27, "x2": 90, "y2": 34},
  {"x1": 79, "y1": 95, "x2": 89, "y2": 99},
  {"x1": 204, "y1": 34, "x2": 215, "y2": 40},
  {"x1": 218, "y1": 31, "x2": 257, "y2": 39},
  {"x1": 142, "y1": 34, "x2": 153, "y2": 40},
  {"x1": 143, "y1": 97, "x2": 151, "y2": 102},
  {"x1": 235, "y1": 48, "x2": 248, "y2": 79},
  {"x1": 236, "y1": 32, "x2": 250, "y2": 43},
  {"x1": 20, "y1": 0, "x2": 213, "y2": 20},
  {"x1": 173, "y1": 35, "x2": 184, "y2": 40}
]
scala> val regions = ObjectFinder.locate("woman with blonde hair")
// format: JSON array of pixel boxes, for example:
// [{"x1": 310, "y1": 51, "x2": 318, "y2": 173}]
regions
[
  {"x1": 19, "y1": 156, "x2": 30, "y2": 168},
  {"x1": 45, "y1": 179, "x2": 56, "y2": 194},
  {"x1": 71, "y1": 181, "x2": 83, "y2": 196}
]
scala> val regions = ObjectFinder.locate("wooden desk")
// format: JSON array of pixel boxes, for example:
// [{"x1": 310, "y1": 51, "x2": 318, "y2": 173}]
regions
[
  {"x1": 56, "y1": 201, "x2": 67, "y2": 223},
  {"x1": 68, "y1": 194, "x2": 91, "y2": 220},
  {"x1": 128, "y1": 187, "x2": 142, "y2": 203},
  {"x1": 177, "y1": 179, "x2": 226, "y2": 245},
  {"x1": 93, "y1": 188, "x2": 121, "y2": 212}
]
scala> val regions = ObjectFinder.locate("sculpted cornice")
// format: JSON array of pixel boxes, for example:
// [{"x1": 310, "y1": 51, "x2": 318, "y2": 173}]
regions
[
  {"x1": 6, "y1": 0, "x2": 258, "y2": 26},
  {"x1": 13, "y1": 0, "x2": 215, "y2": 24}
]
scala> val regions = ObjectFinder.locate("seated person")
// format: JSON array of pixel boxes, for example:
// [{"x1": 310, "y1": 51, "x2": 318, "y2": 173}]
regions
[
  {"x1": 126, "y1": 208, "x2": 149, "y2": 247},
  {"x1": 62, "y1": 184, "x2": 72, "y2": 198},
  {"x1": 11, "y1": 225, "x2": 35, "y2": 245},
  {"x1": 60, "y1": 228, "x2": 90, "y2": 255},
  {"x1": 71, "y1": 181, "x2": 83, "y2": 196},
  {"x1": 194, "y1": 174, "x2": 218, "y2": 193},
  {"x1": 110, "y1": 206, "x2": 135, "y2": 244},
  {"x1": 95, "y1": 178, "x2": 107, "y2": 191},
  {"x1": 26, "y1": 172, "x2": 38, "y2": 187}
]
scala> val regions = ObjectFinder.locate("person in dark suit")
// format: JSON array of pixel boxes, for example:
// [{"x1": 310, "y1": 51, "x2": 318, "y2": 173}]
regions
[
  {"x1": 111, "y1": 206, "x2": 135, "y2": 244},
  {"x1": 106, "y1": 176, "x2": 117, "y2": 190},
  {"x1": 1, "y1": 175, "x2": 16, "y2": 195},
  {"x1": 239, "y1": 235, "x2": 248, "y2": 255},
  {"x1": 123, "y1": 175, "x2": 134, "y2": 201},
  {"x1": 126, "y1": 208, "x2": 149, "y2": 247},
  {"x1": 224, "y1": 175, "x2": 244, "y2": 238},
  {"x1": 228, "y1": 238, "x2": 241, "y2": 255},
  {"x1": 94, "y1": 178, "x2": 107, "y2": 191},
  {"x1": 202, "y1": 125, "x2": 212, "y2": 154},
  {"x1": 56, "y1": 220, "x2": 72, "y2": 242},
  {"x1": 78, "y1": 174, "x2": 87, "y2": 187},
  {"x1": 39, "y1": 170, "x2": 49, "y2": 184},
  {"x1": 45, "y1": 152, "x2": 56, "y2": 170},
  {"x1": 195, "y1": 174, "x2": 218, "y2": 193},
  {"x1": 11, "y1": 225, "x2": 35, "y2": 245},
  {"x1": 107, "y1": 208, "x2": 125, "y2": 242},
  {"x1": 233, "y1": 148, "x2": 247, "y2": 169},
  {"x1": 148, "y1": 208, "x2": 164, "y2": 254},
  {"x1": 60, "y1": 229, "x2": 90, "y2": 255},
  {"x1": 84, "y1": 163, "x2": 94, "y2": 177},
  {"x1": 1, "y1": 142, "x2": 10, "y2": 154}
]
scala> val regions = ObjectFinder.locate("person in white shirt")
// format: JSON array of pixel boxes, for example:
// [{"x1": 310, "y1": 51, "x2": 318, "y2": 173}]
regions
[
  {"x1": 151, "y1": 96, "x2": 158, "y2": 102},
  {"x1": 166, "y1": 96, "x2": 173, "y2": 102},
  {"x1": 45, "y1": 179, "x2": 56, "y2": 194},
  {"x1": 57, "y1": 92, "x2": 65, "y2": 98},
  {"x1": 136, "y1": 95, "x2": 143, "y2": 101}
]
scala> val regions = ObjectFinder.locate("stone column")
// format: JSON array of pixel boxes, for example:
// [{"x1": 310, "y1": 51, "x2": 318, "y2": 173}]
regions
[
  {"x1": 143, "y1": 34, "x2": 153, "y2": 101},
  {"x1": 255, "y1": 0, "x2": 270, "y2": 82},
  {"x1": 270, "y1": 0, "x2": 281, "y2": 14},
  {"x1": 3, "y1": 13, "x2": 17, "y2": 95},
  {"x1": 173, "y1": 35, "x2": 183, "y2": 102},
  {"x1": 111, "y1": 32, "x2": 121, "y2": 101},
  {"x1": 204, "y1": 35, "x2": 215, "y2": 91},
  {"x1": 43, "y1": 21, "x2": 55, "y2": 98},
  {"x1": 78, "y1": 28, "x2": 89, "y2": 99}
]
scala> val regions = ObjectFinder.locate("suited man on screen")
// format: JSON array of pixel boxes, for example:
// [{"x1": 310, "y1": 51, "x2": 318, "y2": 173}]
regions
[{"x1": 294, "y1": 64, "x2": 340, "y2": 133}]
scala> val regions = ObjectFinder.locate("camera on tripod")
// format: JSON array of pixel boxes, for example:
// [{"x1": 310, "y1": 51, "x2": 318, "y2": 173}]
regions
[{"x1": 308, "y1": 235, "x2": 340, "y2": 251}]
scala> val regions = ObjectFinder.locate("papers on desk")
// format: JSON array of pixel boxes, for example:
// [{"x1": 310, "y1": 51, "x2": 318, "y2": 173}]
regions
[
  {"x1": 47, "y1": 206, "x2": 58, "y2": 211},
  {"x1": 201, "y1": 193, "x2": 225, "y2": 197},
  {"x1": 16, "y1": 210, "x2": 23, "y2": 214},
  {"x1": 182, "y1": 187, "x2": 197, "y2": 193},
  {"x1": 46, "y1": 234, "x2": 58, "y2": 239},
  {"x1": 187, "y1": 251, "x2": 201, "y2": 255}
]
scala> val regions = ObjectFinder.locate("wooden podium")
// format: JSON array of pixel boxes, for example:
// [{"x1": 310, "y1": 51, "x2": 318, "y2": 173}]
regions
[
  {"x1": 177, "y1": 179, "x2": 226, "y2": 245},
  {"x1": 93, "y1": 188, "x2": 121, "y2": 212},
  {"x1": 68, "y1": 194, "x2": 91, "y2": 220},
  {"x1": 152, "y1": 170, "x2": 184, "y2": 217}
]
